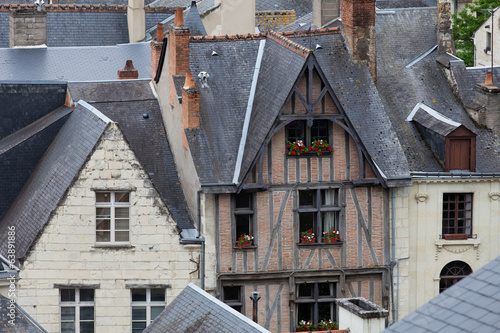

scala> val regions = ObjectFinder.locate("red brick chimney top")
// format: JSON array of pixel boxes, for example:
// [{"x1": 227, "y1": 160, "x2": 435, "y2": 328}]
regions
[
  {"x1": 156, "y1": 23, "x2": 164, "y2": 41},
  {"x1": 485, "y1": 71, "x2": 493, "y2": 86},
  {"x1": 174, "y1": 7, "x2": 184, "y2": 27},
  {"x1": 118, "y1": 60, "x2": 138, "y2": 80},
  {"x1": 183, "y1": 72, "x2": 196, "y2": 89}
]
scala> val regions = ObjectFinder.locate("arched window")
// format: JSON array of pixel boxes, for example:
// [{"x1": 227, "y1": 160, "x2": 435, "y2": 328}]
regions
[{"x1": 439, "y1": 261, "x2": 472, "y2": 293}]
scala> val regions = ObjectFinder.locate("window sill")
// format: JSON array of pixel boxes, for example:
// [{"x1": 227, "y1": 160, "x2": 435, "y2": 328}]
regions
[
  {"x1": 92, "y1": 243, "x2": 134, "y2": 250},
  {"x1": 297, "y1": 241, "x2": 343, "y2": 247},
  {"x1": 234, "y1": 245, "x2": 257, "y2": 250},
  {"x1": 286, "y1": 153, "x2": 332, "y2": 158}
]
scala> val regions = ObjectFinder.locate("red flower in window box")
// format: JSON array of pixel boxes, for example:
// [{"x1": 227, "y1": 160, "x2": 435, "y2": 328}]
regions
[
  {"x1": 236, "y1": 233, "x2": 254, "y2": 248},
  {"x1": 323, "y1": 228, "x2": 340, "y2": 243},
  {"x1": 296, "y1": 320, "x2": 315, "y2": 332},
  {"x1": 311, "y1": 139, "x2": 333, "y2": 156},
  {"x1": 317, "y1": 319, "x2": 338, "y2": 331},
  {"x1": 300, "y1": 229, "x2": 316, "y2": 244},
  {"x1": 287, "y1": 140, "x2": 309, "y2": 155}
]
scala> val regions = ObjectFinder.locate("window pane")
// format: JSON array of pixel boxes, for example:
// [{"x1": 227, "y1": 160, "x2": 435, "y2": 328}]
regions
[
  {"x1": 115, "y1": 231, "x2": 129, "y2": 242},
  {"x1": 150, "y1": 289, "x2": 165, "y2": 302},
  {"x1": 61, "y1": 322, "x2": 75, "y2": 333},
  {"x1": 80, "y1": 307, "x2": 94, "y2": 321},
  {"x1": 299, "y1": 212, "x2": 315, "y2": 235},
  {"x1": 236, "y1": 215, "x2": 251, "y2": 236},
  {"x1": 96, "y1": 208, "x2": 110, "y2": 218},
  {"x1": 322, "y1": 212, "x2": 336, "y2": 233},
  {"x1": 96, "y1": 219, "x2": 110, "y2": 231},
  {"x1": 115, "y1": 192, "x2": 130, "y2": 203},
  {"x1": 132, "y1": 307, "x2": 147, "y2": 320},
  {"x1": 299, "y1": 190, "x2": 315, "y2": 207},
  {"x1": 115, "y1": 220, "x2": 129, "y2": 230},
  {"x1": 96, "y1": 231, "x2": 110, "y2": 242},
  {"x1": 96, "y1": 192, "x2": 110, "y2": 202},
  {"x1": 311, "y1": 120, "x2": 329, "y2": 141},
  {"x1": 115, "y1": 207, "x2": 129, "y2": 219},
  {"x1": 298, "y1": 284, "x2": 313, "y2": 297},
  {"x1": 321, "y1": 190, "x2": 337, "y2": 206},
  {"x1": 230, "y1": 305, "x2": 242, "y2": 312},
  {"x1": 223, "y1": 286, "x2": 241, "y2": 301},
  {"x1": 318, "y1": 283, "x2": 333, "y2": 297},
  {"x1": 287, "y1": 120, "x2": 305, "y2": 142},
  {"x1": 151, "y1": 306, "x2": 164, "y2": 320},
  {"x1": 80, "y1": 289, "x2": 95, "y2": 302},
  {"x1": 235, "y1": 193, "x2": 251, "y2": 209},
  {"x1": 132, "y1": 289, "x2": 147, "y2": 302},
  {"x1": 61, "y1": 289, "x2": 75, "y2": 302},
  {"x1": 61, "y1": 307, "x2": 75, "y2": 321},
  {"x1": 132, "y1": 322, "x2": 147, "y2": 332},
  {"x1": 318, "y1": 302, "x2": 334, "y2": 322},
  {"x1": 297, "y1": 303, "x2": 313, "y2": 322},
  {"x1": 80, "y1": 321, "x2": 94, "y2": 333}
]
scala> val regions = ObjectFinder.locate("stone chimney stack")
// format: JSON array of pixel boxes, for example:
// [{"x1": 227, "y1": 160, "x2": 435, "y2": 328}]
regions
[
  {"x1": 9, "y1": 8, "x2": 47, "y2": 48},
  {"x1": 169, "y1": 7, "x2": 190, "y2": 105},
  {"x1": 336, "y1": 297, "x2": 389, "y2": 333},
  {"x1": 127, "y1": 0, "x2": 146, "y2": 43},
  {"x1": 313, "y1": 0, "x2": 340, "y2": 27},
  {"x1": 151, "y1": 23, "x2": 164, "y2": 82},
  {"x1": 437, "y1": 0, "x2": 455, "y2": 54},
  {"x1": 181, "y1": 72, "x2": 200, "y2": 148},
  {"x1": 118, "y1": 60, "x2": 139, "y2": 80},
  {"x1": 468, "y1": 71, "x2": 500, "y2": 134},
  {"x1": 341, "y1": 0, "x2": 376, "y2": 81}
]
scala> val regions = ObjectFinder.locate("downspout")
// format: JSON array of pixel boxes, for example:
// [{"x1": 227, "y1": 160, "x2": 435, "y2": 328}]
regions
[
  {"x1": 197, "y1": 189, "x2": 205, "y2": 290},
  {"x1": 390, "y1": 188, "x2": 396, "y2": 323}
]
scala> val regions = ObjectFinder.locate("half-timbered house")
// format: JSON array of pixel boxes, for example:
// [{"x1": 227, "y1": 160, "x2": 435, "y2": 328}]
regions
[{"x1": 154, "y1": 2, "x2": 410, "y2": 331}]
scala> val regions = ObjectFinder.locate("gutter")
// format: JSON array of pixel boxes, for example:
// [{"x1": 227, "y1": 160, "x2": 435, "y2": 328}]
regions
[{"x1": 411, "y1": 171, "x2": 500, "y2": 178}]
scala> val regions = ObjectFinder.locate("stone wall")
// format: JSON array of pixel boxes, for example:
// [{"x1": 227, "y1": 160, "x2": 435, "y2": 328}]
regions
[{"x1": 16, "y1": 123, "x2": 201, "y2": 332}]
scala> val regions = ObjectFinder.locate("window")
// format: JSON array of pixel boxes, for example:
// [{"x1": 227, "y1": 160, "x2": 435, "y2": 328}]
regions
[
  {"x1": 96, "y1": 191, "x2": 130, "y2": 243},
  {"x1": 60, "y1": 288, "x2": 95, "y2": 333},
  {"x1": 131, "y1": 288, "x2": 166, "y2": 333},
  {"x1": 442, "y1": 193, "x2": 472, "y2": 238},
  {"x1": 439, "y1": 261, "x2": 472, "y2": 293},
  {"x1": 286, "y1": 120, "x2": 330, "y2": 149},
  {"x1": 222, "y1": 286, "x2": 243, "y2": 313},
  {"x1": 234, "y1": 192, "x2": 254, "y2": 246},
  {"x1": 486, "y1": 31, "x2": 492, "y2": 53},
  {"x1": 296, "y1": 282, "x2": 336, "y2": 325},
  {"x1": 298, "y1": 189, "x2": 340, "y2": 243}
]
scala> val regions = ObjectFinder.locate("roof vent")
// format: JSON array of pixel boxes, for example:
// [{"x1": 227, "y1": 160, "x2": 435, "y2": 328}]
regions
[
  {"x1": 315, "y1": 44, "x2": 323, "y2": 50},
  {"x1": 299, "y1": 23, "x2": 307, "y2": 27},
  {"x1": 143, "y1": 113, "x2": 149, "y2": 119},
  {"x1": 212, "y1": 50, "x2": 219, "y2": 56},
  {"x1": 198, "y1": 71, "x2": 210, "y2": 88}
]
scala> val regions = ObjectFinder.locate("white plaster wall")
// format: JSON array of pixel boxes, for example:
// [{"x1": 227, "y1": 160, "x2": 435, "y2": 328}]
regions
[
  {"x1": 16, "y1": 123, "x2": 201, "y2": 333},
  {"x1": 474, "y1": 14, "x2": 500, "y2": 67},
  {"x1": 202, "y1": 0, "x2": 256, "y2": 36},
  {"x1": 395, "y1": 178, "x2": 500, "y2": 320}
]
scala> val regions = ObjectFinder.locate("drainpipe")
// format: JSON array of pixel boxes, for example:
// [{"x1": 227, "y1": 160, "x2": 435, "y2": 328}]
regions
[
  {"x1": 197, "y1": 189, "x2": 205, "y2": 290},
  {"x1": 390, "y1": 188, "x2": 396, "y2": 323}
]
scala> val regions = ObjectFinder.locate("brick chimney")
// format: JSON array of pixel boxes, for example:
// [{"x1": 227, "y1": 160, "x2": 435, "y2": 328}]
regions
[
  {"x1": 118, "y1": 60, "x2": 139, "y2": 79},
  {"x1": 181, "y1": 72, "x2": 200, "y2": 148},
  {"x1": 437, "y1": 0, "x2": 455, "y2": 54},
  {"x1": 170, "y1": 7, "x2": 191, "y2": 105},
  {"x1": 467, "y1": 71, "x2": 500, "y2": 134},
  {"x1": 127, "y1": 0, "x2": 146, "y2": 43},
  {"x1": 341, "y1": 0, "x2": 376, "y2": 81},
  {"x1": 151, "y1": 23, "x2": 164, "y2": 82},
  {"x1": 9, "y1": 8, "x2": 47, "y2": 48},
  {"x1": 313, "y1": 0, "x2": 340, "y2": 27}
]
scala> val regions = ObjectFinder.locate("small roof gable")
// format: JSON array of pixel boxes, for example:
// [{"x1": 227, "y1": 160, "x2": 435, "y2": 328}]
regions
[
  {"x1": 143, "y1": 283, "x2": 271, "y2": 333},
  {"x1": 0, "y1": 103, "x2": 109, "y2": 262},
  {"x1": 406, "y1": 102, "x2": 461, "y2": 137},
  {"x1": 185, "y1": 1, "x2": 207, "y2": 36},
  {"x1": 0, "y1": 295, "x2": 47, "y2": 333},
  {"x1": 68, "y1": 80, "x2": 195, "y2": 230},
  {"x1": 383, "y1": 256, "x2": 500, "y2": 333}
]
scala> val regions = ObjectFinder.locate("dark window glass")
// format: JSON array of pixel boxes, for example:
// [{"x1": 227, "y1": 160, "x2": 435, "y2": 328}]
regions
[
  {"x1": 132, "y1": 289, "x2": 147, "y2": 302},
  {"x1": 442, "y1": 193, "x2": 472, "y2": 236},
  {"x1": 287, "y1": 120, "x2": 306, "y2": 142},
  {"x1": 439, "y1": 261, "x2": 472, "y2": 293},
  {"x1": 296, "y1": 282, "x2": 336, "y2": 325},
  {"x1": 223, "y1": 286, "x2": 243, "y2": 313},
  {"x1": 298, "y1": 189, "x2": 340, "y2": 243},
  {"x1": 61, "y1": 289, "x2": 75, "y2": 302}
]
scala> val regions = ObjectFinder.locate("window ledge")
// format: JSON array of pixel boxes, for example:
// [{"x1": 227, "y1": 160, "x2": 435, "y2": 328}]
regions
[
  {"x1": 434, "y1": 238, "x2": 480, "y2": 260},
  {"x1": 286, "y1": 153, "x2": 332, "y2": 158},
  {"x1": 297, "y1": 241, "x2": 343, "y2": 247},
  {"x1": 92, "y1": 243, "x2": 134, "y2": 250},
  {"x1": 234, "y1": 245, "x2": 257, "y2": 250}
]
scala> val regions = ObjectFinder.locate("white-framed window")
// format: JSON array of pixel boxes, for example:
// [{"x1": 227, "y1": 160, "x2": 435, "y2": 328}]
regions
[
  {"x1": 131, "y1": 288, "x2": 166, "y2": 333},
  {"x1": 95, "y1": 191, "x2": 130, "y2": 243},
  {"x1": 60, "y1": 288, "x2": 95, "y2": 333}
]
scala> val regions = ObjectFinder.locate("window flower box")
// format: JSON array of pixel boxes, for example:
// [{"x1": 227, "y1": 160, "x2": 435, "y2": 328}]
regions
[
  {"x1": 323, "y1": 228, "x2": 340, "y2": 243},
  {"x1": 287, "y1": 140, "x2": 309, "y2": 156},
  {"x1": 236, "y1": 233, "x2": 254, "y2": 248},
  {"x1": 300, "y1": 229, "x2": 316, "y2": 244},
  {"x1": 309, "y1": 139, "x2": 333, "y2": 156}
]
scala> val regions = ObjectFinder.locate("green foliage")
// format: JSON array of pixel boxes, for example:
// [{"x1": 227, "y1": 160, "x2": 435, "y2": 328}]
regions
[{"x1": 453, "y1": 0, "x2": 500, "y2": 66}]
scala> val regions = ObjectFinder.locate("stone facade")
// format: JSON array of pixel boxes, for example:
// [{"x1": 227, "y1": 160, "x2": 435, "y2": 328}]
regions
[
  {"x1": 16, "y1": 123, "x2": 201, "y2": 333},
  {"x1": 474, "y1": 11, "x2": 500, "y2": 67},
  {"x1": 393, "y1": 178, "x2": 500, "y2": 320},
  {"x1": 9, "y1": 8, "x2": 47, "y2": 48}
]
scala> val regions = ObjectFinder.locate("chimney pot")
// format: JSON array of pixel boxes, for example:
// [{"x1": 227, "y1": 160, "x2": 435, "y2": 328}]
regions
[
  {"x1": 485, "y1": 70, "x2": 493, "y2": 86},
  {"x1": 156, "y1": 23, "x2": 164, "y2": 41},
  {"x1": 118, "y1": 60, "x2": 139, "y2": 80},
  {"x1": 184, "y1": 72, "x2": 196, "y2": 90},
  {"x1": 174, "y1": 7, "x2": 184, "y2": 27}
]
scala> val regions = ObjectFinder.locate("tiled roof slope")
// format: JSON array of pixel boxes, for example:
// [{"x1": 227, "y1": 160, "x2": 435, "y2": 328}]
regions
[
  {"x1": 383, "y1": 255, "x2": 500, "y2": 333},
  {"x1": 291, "y1": 31, "x2": 410, "y2": 179},
  {"x1": 451, "y1": 63, "x2": 500, "y2": 106},
  {"x1": 0, "y1": 43, "x2": 151, "y2": 81},
  {"x1": 278, "y1": 12, "x2": 315, "y2": 32},
  {"x1": 0, "y1": 295, "x2": 47, "y2": 333},
  {"x1": 186, "y1": 38, "x2": 262, "y2": 184},
  {"x1": 185, "y1": 1, "x2": 207, "y2": 36},
  {"x1": 0, "y1": 106, "x2": 71, "y2": 221},
  {"x1": 376, "y1": 8, "x2": 500, "y2": 172},
  {"x1": 68, "y1": 80, "x2": 195, "y2": 230},
  {"x1": 0, "y1": 103, "x2": 109, "y2": 263},
  {"x1": 143, "y1": 283, "x2": 271, "y2": 333},
  {"x1": 375, "y1": 0, "x2": 435, "y2": 9},
  {"x1": 255, "y1": 0, "x2": 312, "y2": 18}
]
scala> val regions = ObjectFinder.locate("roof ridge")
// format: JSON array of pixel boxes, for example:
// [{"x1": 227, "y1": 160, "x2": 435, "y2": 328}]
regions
[
  {"x1": 190, "y1": 33, "x2": 266, "y2": 42},
  {"x1": 0, "y1": 4, "x2": 177, "y2": 13},
  {"x1": 279, "y1": 27, "x2": 340, "y2": 38},
  {"x1": 267, "y1": 30, "x2": 311, "y2": 58}
]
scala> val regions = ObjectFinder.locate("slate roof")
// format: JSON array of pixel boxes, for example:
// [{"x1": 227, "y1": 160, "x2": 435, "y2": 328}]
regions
[
  {"x1": 278, "y1": 12, "x2": 315, "y2": 32},
  {"x1": 143, "y1": 283, "x2": 271, "y2": 333},
  {"x1": 0, "y1": 103, "x2": 109, "y2": 263},
  {"x1": 185, "y1": 1, "x2": 207, "y2": 36},
  {"x1": 67, "y1": 80, "x2": 194, "y2": 230},
  {"x1": 0, "y1": 295, "x2": 47, "y2": 333},
  {"x1": 0, "y1": 83, "x2": 67, "y2": 220},
  {"x1": 383, "y1": 255, "x2": 500, "y2": 333},
  {"x1": 450, "y1": 63, "x2": 500, "y2": 106},
  {"x1": 375, "y1": 0, "x2": 436, "y2": 9},
  {"x1": 375, "y1": 7, "x2": 500, "y2": 172},
  {"x1": 255, "y1": 0, "x2": 312, "y2": 18},
  {"x1": 0, "y1": 43, "x2": 151, "y2": 81}
]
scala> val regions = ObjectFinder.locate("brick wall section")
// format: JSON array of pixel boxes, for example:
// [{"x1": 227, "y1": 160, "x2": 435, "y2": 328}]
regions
[
  {"x1": 181, "y1": 73, "x2": 200, "y2": 148},
  {"x1": 9, "y1": 9, "x2": 46, "y2": 48},
  {"x1": 169, "y1": 11, "x2": 190, "y2": 105},
  {"x1": 117, "y1": 60, "x2": 139, "y2": 79}
]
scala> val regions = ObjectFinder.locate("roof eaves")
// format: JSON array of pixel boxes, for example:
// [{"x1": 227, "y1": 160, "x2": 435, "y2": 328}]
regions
[
  {"x1": 76, "y1": 100, "x2": 113, "y2": 124},
  {"x1": 406, "y1": 102, "x2": 460, "y2": 127}
]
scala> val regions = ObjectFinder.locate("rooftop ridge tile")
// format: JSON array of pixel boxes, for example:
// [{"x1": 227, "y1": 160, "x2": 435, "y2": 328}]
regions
[
  {"x1": 190, "y1": 33, "x2": 266, "y2": 42},
  {"x1": 0, "y1": 4, "x2": 178, "y2": 13},
  {"x1": 267, "y1": 30, "x2": 311, "y2": 58}
]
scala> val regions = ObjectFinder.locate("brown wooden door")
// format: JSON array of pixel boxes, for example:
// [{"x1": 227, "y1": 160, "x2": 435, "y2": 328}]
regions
[{"x1": 449, "y1": 139, "x2": 470, "y2": 170}]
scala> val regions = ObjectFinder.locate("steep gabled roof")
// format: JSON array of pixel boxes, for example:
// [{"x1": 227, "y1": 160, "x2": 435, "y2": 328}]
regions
[
  {"x1": 68, "y1": 80, "x2": 195, "y2": 230},
  {"x1": 383, "y1": 255, "x2": 500, "y2": 333},
  {"x1": 185, "y1": 1, "x2": 207, "y2": 36},
  {"x1": 143, "y1": 283, "x2": 271, "y2": 333},
  {"x1": 0, "y1": 102, "x2": 109, "y2": 263}
]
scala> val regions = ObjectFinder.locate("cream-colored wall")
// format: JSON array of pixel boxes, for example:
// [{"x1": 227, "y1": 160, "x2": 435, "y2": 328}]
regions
[
  {"x1": 16, "y1": 123, "x2": 201, "y2": 333},
  {"x1": 474, "y1": 13, "x2": 500, "y2": 67},
  {"x1": 202, "y1": 0, "x2": 255, "y2": 35},
  {"x1": 202, "y1": 3, "x2": 222, "y2": 36},
  {"x1": 394, "y1": 178, "x2": 500, "y2": 320}
]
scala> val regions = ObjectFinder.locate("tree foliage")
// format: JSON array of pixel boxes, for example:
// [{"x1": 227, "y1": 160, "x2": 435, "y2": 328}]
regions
[{"x1": 453, "y1": 0, "x2": 500, "y2": 66}]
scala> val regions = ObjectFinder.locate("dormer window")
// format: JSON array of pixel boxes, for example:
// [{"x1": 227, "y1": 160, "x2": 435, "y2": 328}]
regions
[
  {"x1": 445, "y1": 127, "x2": 476, "y2": 172},
  {"x1": 285, "y1": 120, "x2": 332, "y2": 156}
]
